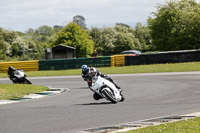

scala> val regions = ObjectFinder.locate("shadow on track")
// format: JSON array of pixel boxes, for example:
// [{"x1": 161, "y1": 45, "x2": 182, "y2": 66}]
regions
[
  {"x1": 75, "y1": 102, "x2": 114, "y2": 106},
  {"x1": 73, "y1": 87, "x2": 89, "y2": 89}
]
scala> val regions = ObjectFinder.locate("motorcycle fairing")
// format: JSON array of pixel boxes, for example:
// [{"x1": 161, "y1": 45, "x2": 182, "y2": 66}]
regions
[{"x1": 91, "y1": 76, "x2": 122, "y2": 102}]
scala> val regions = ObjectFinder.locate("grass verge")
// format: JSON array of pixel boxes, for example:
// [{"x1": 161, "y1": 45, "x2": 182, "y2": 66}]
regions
[
  {"x1": 126, "y1": 117, "x2": 200, "y2": 133},
  {"x1": 0, "y1": 84, "x2": 48, "y2": 100}
]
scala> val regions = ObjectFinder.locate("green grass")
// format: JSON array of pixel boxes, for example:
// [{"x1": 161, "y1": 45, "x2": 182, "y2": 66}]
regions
[
  {"x1": 16, "y1": 62, "x2": 200, "y2": 76},
  {"x1": 0, "y1": 84, "x2": 48, "y2": 100},
  {"x1": 98, "y1": 62, "x2": 200, "y2": 74},
  {"x1": 125, "y1": 117, "x2": 200, "y2": 133},
  {"x1": 0, "y1": 62, "x2": 200, "y2": 78}
]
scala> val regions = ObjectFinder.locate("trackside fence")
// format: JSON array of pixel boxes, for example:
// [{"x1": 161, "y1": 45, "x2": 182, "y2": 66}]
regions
[
  {"x1": 125, "y1": 49, "x2": 200, "y2": 66},
  {"x1": 39, "y1": 56, "x2": 111, "y2": 70}
]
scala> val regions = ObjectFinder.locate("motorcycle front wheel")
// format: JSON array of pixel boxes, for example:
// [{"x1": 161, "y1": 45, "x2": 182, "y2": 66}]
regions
[
  {"x1": 102, "y1": 89, "x2": 117, "y2": 103},
  {"x1": 24, "y1": 77, "x2": 32, "y2": 84}
]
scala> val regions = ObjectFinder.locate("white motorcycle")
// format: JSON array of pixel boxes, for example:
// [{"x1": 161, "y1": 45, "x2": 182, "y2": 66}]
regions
[
  {"x1": 11, "y1": 69, "x2": 32, "y2": 84},
  {"x1": 90, "y1": 75, "x2": 124, "y2": 103}
]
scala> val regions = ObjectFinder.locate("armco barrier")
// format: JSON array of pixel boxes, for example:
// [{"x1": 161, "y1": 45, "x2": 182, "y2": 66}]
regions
[
  {"x1": 111, "y1": 56, "x2": 115, "y2": 67},
  {"x1": 125, "y1": 49, "x2": 200, "y2": 66},
  {"x1": 0, "y1": 60, "x2": 39, "y2": 73},
  {"x1": 114, "y1": 55, "x2": 125, "y2": 66},
  {"x1": 39, "y1": 56, "x2": 111, "y2": 70},
  {"x1": 111, "y1": 55, "x2": 125, "y2": 67}
]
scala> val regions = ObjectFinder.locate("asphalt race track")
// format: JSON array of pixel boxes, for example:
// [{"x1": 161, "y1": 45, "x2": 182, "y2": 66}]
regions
[{"x1": 0, "y1": 72, "x2": 200, "y2": 133}]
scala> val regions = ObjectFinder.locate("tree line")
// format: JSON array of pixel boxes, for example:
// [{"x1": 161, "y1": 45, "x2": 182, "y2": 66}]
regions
[{"x1": 0, "y1": 0, "x2": 199, "y2": 61}]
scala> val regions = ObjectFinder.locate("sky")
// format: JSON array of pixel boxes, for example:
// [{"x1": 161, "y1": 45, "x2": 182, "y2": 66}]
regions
[{"x1": 0, "y1": 0, "x2": 199, "y2": 32}]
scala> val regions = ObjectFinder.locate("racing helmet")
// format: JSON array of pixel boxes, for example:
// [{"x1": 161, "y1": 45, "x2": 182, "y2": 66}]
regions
[
  {"x1": 81, "y1": 65, "x2": 88, "y2": 72},
  {"x1": 89, "y1": 67, "x2": 97, "y2": 77},
  {"x1": 8, "y1": 66, "x2": 15, "y2": 71},
  {"x1": 8, "y1": 66, "x2": 13, "y2": 69}
]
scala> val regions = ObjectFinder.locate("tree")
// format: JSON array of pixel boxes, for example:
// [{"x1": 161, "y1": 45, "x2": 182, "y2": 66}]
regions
[
  {"x1": 25, "y1": 28, "x2": 34, "y2": 35},
  {"x1": 116, "y1": 23, "x2": 131, "y2": 28},
  {"x1": 148, "y1": 0, "x2": 200, "y2": 51},
  {"x1": 73, "y1": 15, "x2": 86, "y2": 29},
  {"x1": 2, "y1": 30, "x2": 17, "y2": 45},
  {"x1": 0, "y1": 28, "x2": 8, "y2": 58},
  {"x1": 0, "y1": 27, "x2": 48, "y2": 60},
  {"x1": 114, "y1": 24, "x2": 141, "y2": 53},
  {"x1": 34, "y1": 25, "x2": 55, "y2": 42},
  {"x1": 89, "y1": 27, "x2": 104, "y2": 55},
  {"x1": 52, "y1": 22, "x2": 93, "y2": 57},
  {"x1": 53, "y1": 25, "x2": 64, "y2": 32},
  {"x1": 35, "y1": 25, "x2": 55, "y2": 36},
  {"x1": 134, "y1": 23, "x2": 152, "y2": 51},
  {"x1": 0, "y1": 29, "x2": 17, "y2": 57},
  {"x1": 101, "y1": 27, "x2": 117, "y2": 55},
  {"x1": 90, "y1": 24, "x2": 142, "y2": 56}
]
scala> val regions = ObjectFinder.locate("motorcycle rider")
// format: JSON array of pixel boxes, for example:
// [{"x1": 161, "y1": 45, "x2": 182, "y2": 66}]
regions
[
  {"x1": 81, "y1": 65, "x2": 92, "y2": 88},
  {"x1": 8, "y1": 66, "x2": 32, "y2": 84},
  {"x1": 88, "y1": 67, "x2": 124, "y2": 102},
  {"x1": 81, "y1": 65, "x2": 89, "y2": 81},
  {"x1": 88, "y1": 67, "x2": 103, "y2": 100},
  {"x1": 84, "y1": 66, "x2": 122, "y2": 100},
  {"x1": 81, "y1": 65, "x2": 121, "y2": 90},
  {"x1": 81, "y1": 65, "x2": 107, "y2": 82},
  {"x1": 8, "y1": 66, "x2": 16, "y2": 82}
]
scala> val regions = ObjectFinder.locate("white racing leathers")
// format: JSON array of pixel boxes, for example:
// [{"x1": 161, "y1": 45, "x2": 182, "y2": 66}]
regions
[{"x1": 90, "y1": 76, "x2": 123, "y2": 103}]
